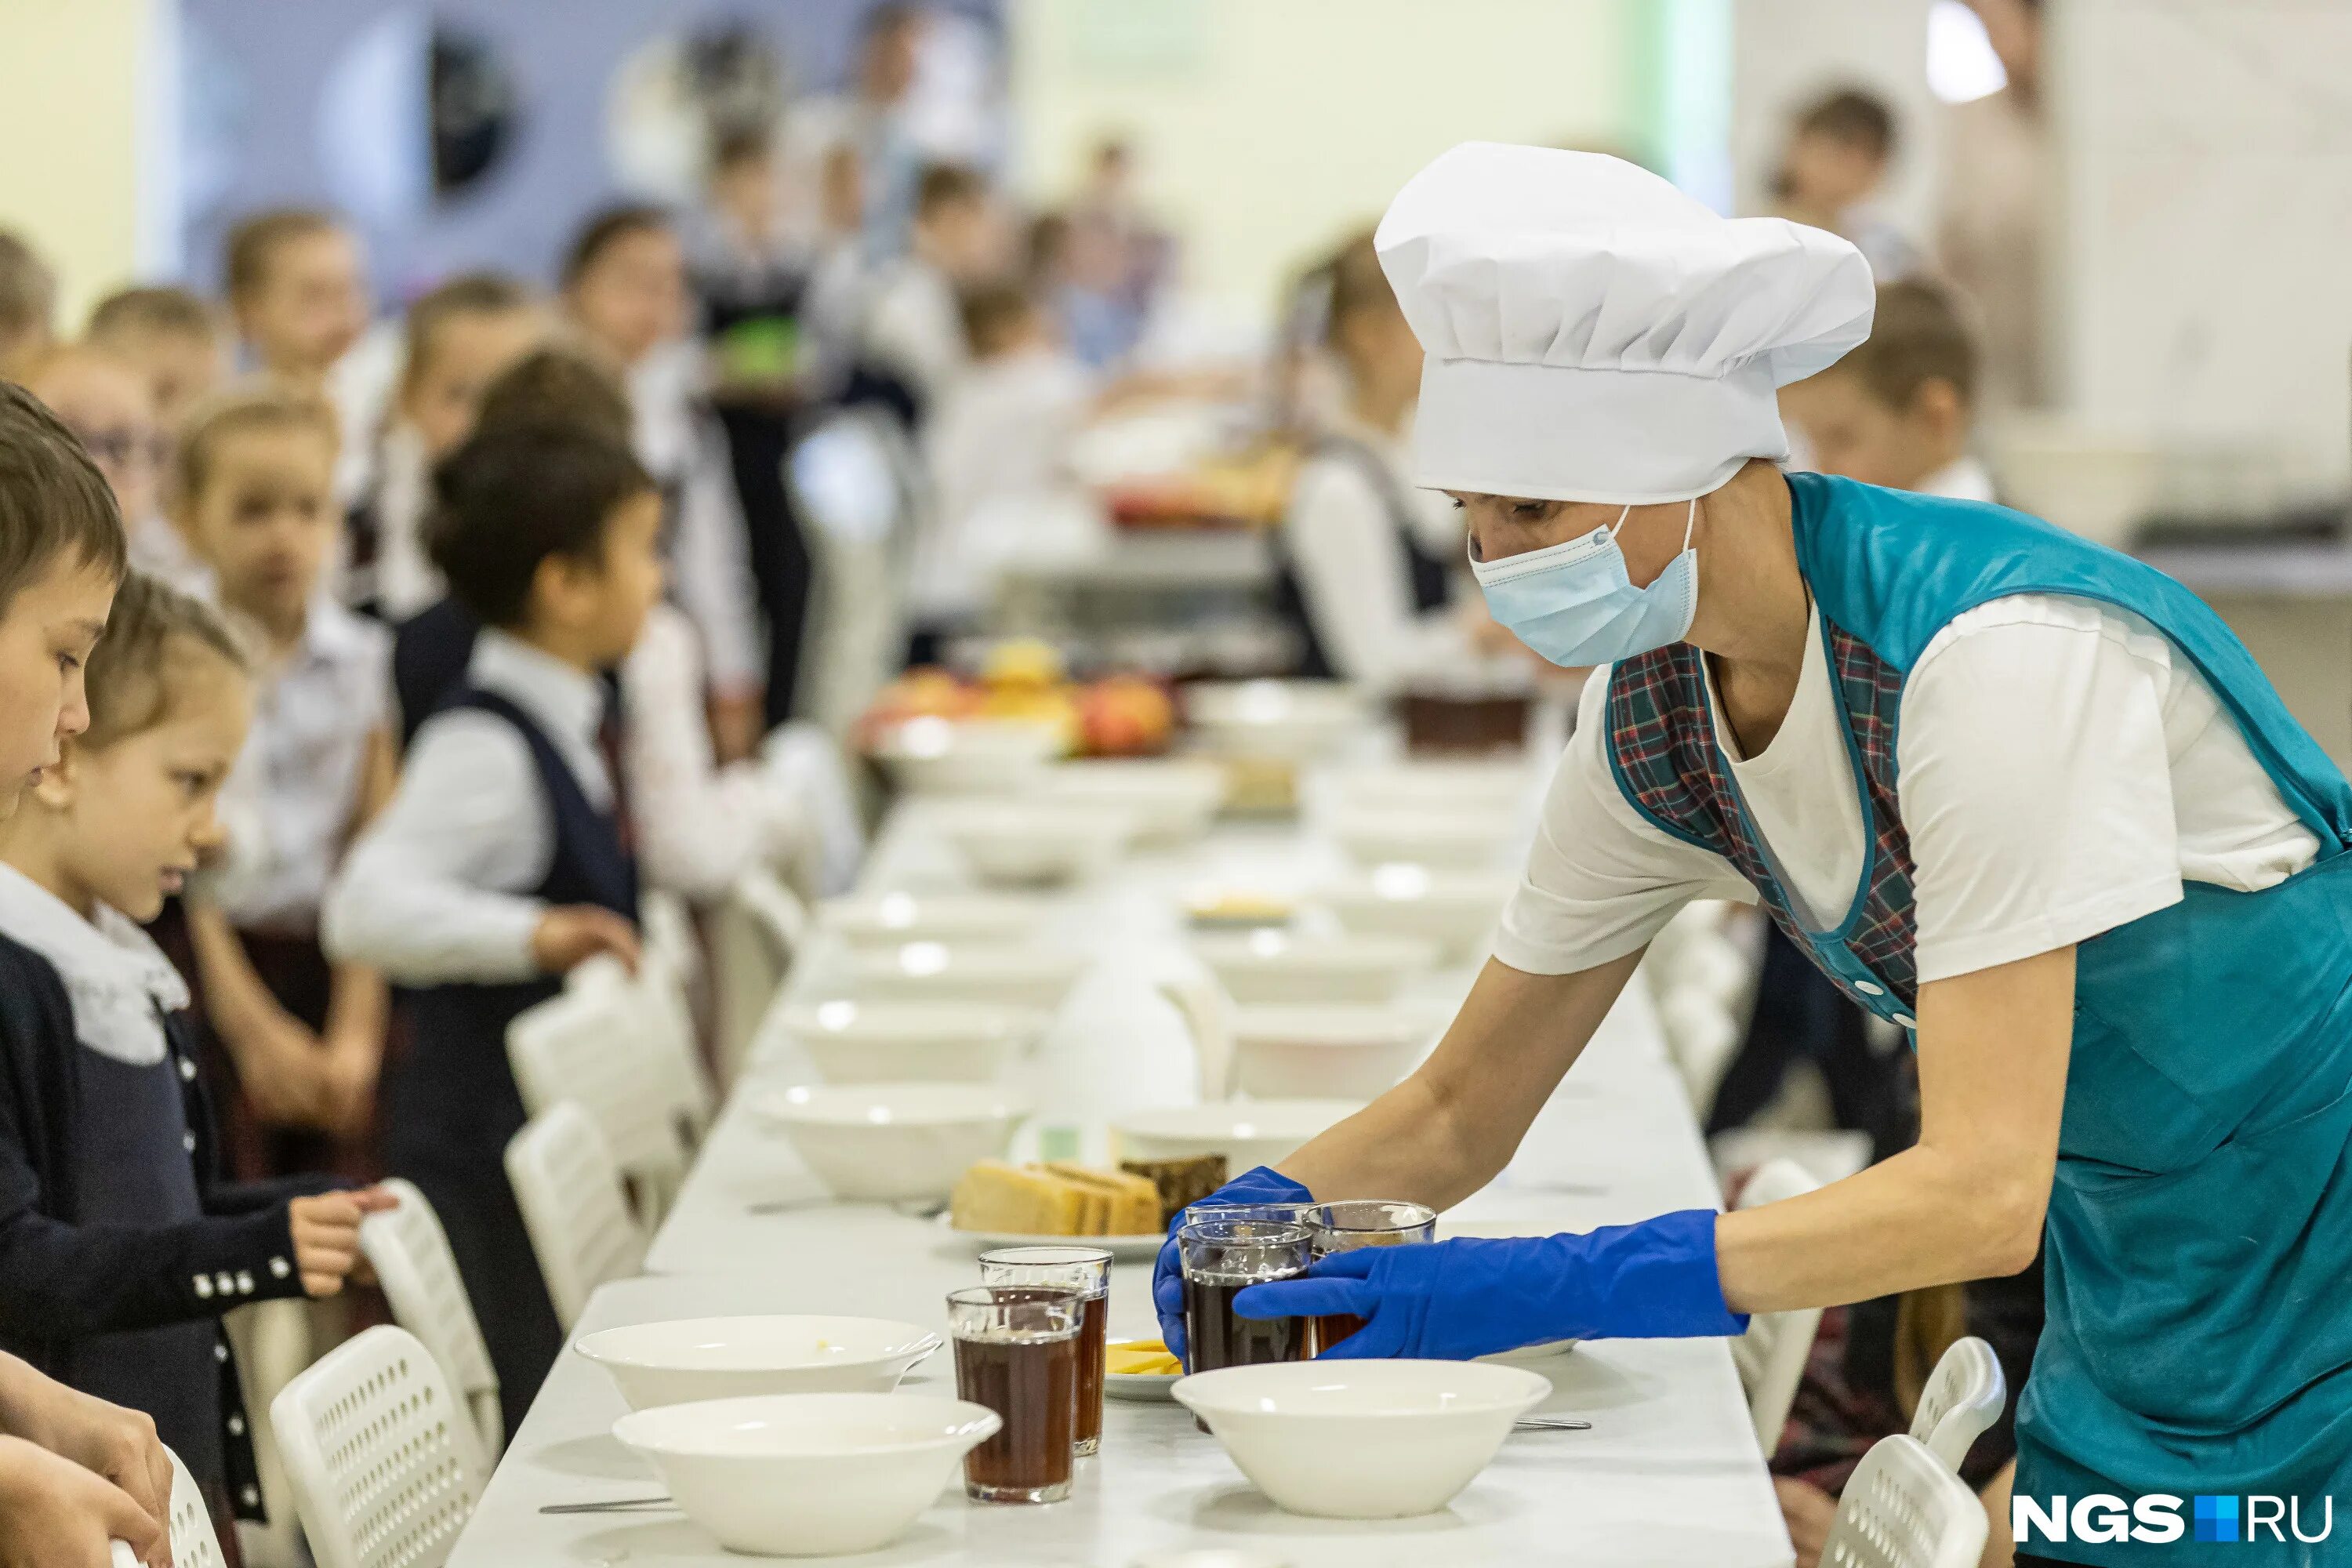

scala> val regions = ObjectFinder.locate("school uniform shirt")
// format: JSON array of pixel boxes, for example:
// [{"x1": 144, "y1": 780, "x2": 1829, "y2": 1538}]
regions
[
  {"x1": 914, "y1": 345, "x2": 1094, "y2": 622},
  {"x1": 858, "y1": 256, "x2": 966, "y2": 412},
  {"x1": 126, "y1": 514, "x2": 214, "y2": 598},
  {"x1": 1496, "y1": 593, "x2": 2320, "y2": 985},
  {"x1": 1280, "y1": 413, "x2": 1473, "y2": 691},
  {"x1": 362, "y1": 423, "x2": 441, "y2": 622},
  {"x1": 0, "y1": 866, "x2": 335, "y2": 1520},
  {"x1": 622, "y1": 602, "x2": 811, "y2": 903},
  {"x1": 206, "y1": 597, "x2": 390, "y2": 937},
  {"x1": 1916, "y1": 454, "x2": 1998, "y2": 505},
  {"x1": 630, "y1": 344, "x2": 764, "y2": 700},
  {"x1": 323, "y1": 629, "x2": 612, "y2": 985}
]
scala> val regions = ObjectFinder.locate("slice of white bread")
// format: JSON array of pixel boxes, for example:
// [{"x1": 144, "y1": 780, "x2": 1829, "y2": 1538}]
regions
[
  {"x1": 951, "y1": 1160, "x2": 1087, "y2": 1236},
  {"x1": 1045, "y1": 1163, "x2": 1161, "y2": 1235}
]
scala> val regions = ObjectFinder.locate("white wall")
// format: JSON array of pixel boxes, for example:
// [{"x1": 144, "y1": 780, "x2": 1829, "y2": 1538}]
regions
[
  {"x1": 2053, "y1": 0, "x2": 2352, "y2": 495},
  {"x1": 0, "y1": 0, "x2": 155, "y2": 325},
  {"x1": 1729, "y1": 0, "x2": 1940, "y2": 235},
  {"x1": 1007, "y1": 0, "x2": 1635, "y2": 341}
]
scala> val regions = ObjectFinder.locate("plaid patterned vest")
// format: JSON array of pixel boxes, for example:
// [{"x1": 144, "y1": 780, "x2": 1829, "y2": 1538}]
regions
[{"x1": 1604, "y1": 622, "x2": 1918, "y2": 1023}]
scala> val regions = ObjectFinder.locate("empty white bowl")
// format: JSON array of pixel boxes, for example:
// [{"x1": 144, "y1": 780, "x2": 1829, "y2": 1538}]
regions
[
  {"x1": 752, "y1": 1083, "x2": 1027, "y2": 1202},
  {"x1": 935, "y1": 803, "x2": 1135, "y2": 887},
  {"x1": 614, "y1": 1392, "x2": 997, "y2": 1557},
  {"x1": 576, "y1": 1315, "x2": 943, "y2": 1410},
  {"x1": 1037, "y1": 757, "x2": 1228, "y2": 843},
  {"x1": 826, "y1": 942, "x2": 1087, "y2": 1011},
  {"x1": 776, "y1": 1000, "x2": 1045, "y2": 1083},
  {"x1": 816, "y1": 891, "x2": 1051, "y2": 946},
  {"x1": 1193, "y1": 931, "x2": 1436, "y2": 1005},
  {"x1": 1230, "y1": 1004, "x2": 1431, "y2": 1100},
  {"x1": 1112, "y1": 1098, "x2": 1359, "y2": 1169},
  {"x1": 1173, "y1": 1360, "x2": 1550, "y2": 1519},
  {"x1": 1329, "y1": 808, "x2": 1520, "y2": 869},
  {"x1": 1186, "y1": 680, "x2": 1369, "y2": 760},
  {"x1": 871, "y1": 717, "x2": 1063, "y2": 796},
  {"x1": 1316, "y1": 865, "x2": 1516, "y2": 964},
  {"x1": 1333, "y1": 760, "x2": 1534, "y2": 815}
]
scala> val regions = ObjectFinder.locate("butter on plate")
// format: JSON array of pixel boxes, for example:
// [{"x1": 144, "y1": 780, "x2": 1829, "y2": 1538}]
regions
[{"x1": 1108, "y1": 1338, "x2": 1182, "y2": 1377}]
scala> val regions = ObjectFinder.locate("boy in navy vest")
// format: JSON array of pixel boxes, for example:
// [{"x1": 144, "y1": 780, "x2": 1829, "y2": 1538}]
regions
[{"x1": 322, "y1": 420, "x2": 659, "y2": 1436}]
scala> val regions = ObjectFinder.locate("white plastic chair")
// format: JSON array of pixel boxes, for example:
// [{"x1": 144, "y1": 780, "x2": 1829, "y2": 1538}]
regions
[
  {"x1": 507, "y1": 982, "x2": 687, "y2": 1223},
  {"x1": 110, "y1": 1446, "x2": 228, "y2": 1568},
  {"x1": 357, "y1": 1178, "x2": 503, "y2": 1468},
  {"x1": 267, "y1": 1326, "x2": 485, "y2": 1568},
  {"x1": 504, "y1": 1102, "x2": 648, "y2": 1330},
  {"x1": 564, "y1": 947, "x2": 714, "y2": 1155},
  {"x1": 1820, "y1": 1434, "x2": 1989, "y2": 1568},
  {"x1": 641, "y1": 887, "x2": 701, "y2": 987},
  {"x1": 713, "y1": 865, "x2": 809, "y2": 1083},
  {"x1": 1660, "y1": 988, "x2": 1741, "y2": 1112},
  {"x1": 1729, "y1": 1158, "x2": 1828, "y2": 1457},
  {"x1": 1910, "y1": 1334, "x2": 2007, "y2": 1475}
]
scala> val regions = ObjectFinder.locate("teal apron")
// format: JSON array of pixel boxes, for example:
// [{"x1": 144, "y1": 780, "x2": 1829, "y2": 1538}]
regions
[{"x1": 1603, "y1": 473, "x2": 2352, "y2": 1565}]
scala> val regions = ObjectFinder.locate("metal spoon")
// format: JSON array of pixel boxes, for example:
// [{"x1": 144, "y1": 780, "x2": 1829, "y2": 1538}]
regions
[
  {"x1": 539, "y1": 1496, "x2": 676, "y2": 1515},
  {"x1": 1512, "y1": 1415, "x2": 1593, "y2": 1431}
]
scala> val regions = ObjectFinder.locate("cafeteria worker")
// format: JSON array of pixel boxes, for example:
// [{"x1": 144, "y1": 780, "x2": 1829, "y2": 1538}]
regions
[{"x1": 1157, "y1": 144, "x2": 2352, "y2": 1566}]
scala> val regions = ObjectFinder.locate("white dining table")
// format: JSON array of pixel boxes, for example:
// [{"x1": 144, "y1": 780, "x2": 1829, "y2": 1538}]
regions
[{"x1": 446, "y1": 750, "x2": 1796, "y2": 1568}]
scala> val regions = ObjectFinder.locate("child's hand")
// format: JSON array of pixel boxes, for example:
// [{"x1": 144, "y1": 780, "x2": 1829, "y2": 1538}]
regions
[
  {"x1": 289, "y1": 1188, "x2": 401, "y2": 1298},
  {"x1": 0, "y1": 1435, "x2": 169, "y2": 1568},
  {"x1": 0, "y1": 1369, "x2": 170, "y2": 1535},
  {"x1": 530, "y1": 906, "x2": 641, "y2": 976}
]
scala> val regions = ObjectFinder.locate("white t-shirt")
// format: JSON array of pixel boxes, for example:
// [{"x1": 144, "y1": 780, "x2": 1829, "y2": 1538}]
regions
[{"x1": 1494, "y1": 593, "x2": 2321, "y2": 987}]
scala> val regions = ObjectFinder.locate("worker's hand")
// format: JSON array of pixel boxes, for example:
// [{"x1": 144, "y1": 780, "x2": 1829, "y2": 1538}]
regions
[
  {"x1": 1235, "y1": 1210, "x2": 1744, "y2": 1360},
  {"x1": 1775, "y1": 1476, "x2": 1838, "y2": 1568},
  {"x1": 1150, "y1": 1166, "x2": 1314, "y2": 1368},
  {"x1": 0, "y1": 1365, "x2": 170, "y2": 1535},
  {"x1": 290, "y1": 1187, "x2": 401, "y2": 1298},
  {"x1": 707, "y1": 690, "x2": 768, "y2": 766},
  {"x1": 530, "y1": 906, "x2": 641, "y2": 976},
  {"x1": 0, "y1": 1436, "x2": 169, "y2": 1568}
]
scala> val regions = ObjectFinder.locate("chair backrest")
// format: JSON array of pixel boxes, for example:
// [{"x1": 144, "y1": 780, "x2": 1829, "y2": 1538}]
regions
[
  {"x1": 504, "y1": 1102, "x2": 648, "y2": 1330},
  {"x1": 358, "y1": 1178, "x2": 503, "y2": 1467},
  {"x1": 1820, "y1": 1434, "x2": 1990, "y2": 1568},
  {"x1": 506, "y1": 982, "x2": 686, "y2": 1221},
  {"x1": 111, "y1": 1446, "x2": 232, "y2": 1568},
  {"x1": 1909, "y1": 1334, "x2": 2007, "y2": 1475},
  {"x1": 641, "y1": 887, "x2": 701, "y2": 986},
  {"x1": 713, "y1": 865, "x2": 809, "y2": 1083},
  {"x1": 267, "y1": 1326, "x2": 484, "y2": 1568},
  {"x1": 1729, "y1": 1159, "x2": 1828, "y2": 1457}
]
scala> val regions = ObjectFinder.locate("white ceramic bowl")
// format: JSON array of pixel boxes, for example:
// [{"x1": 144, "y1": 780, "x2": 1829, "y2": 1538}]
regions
[
  {"x1": 751, "y1": 1083, "x2": 1027, "y2": 1202},
  {"x1": 871, "y1": 717, "x2": 1063, "y2": 796},
  {"x1": 816, "y1": 892, "x2": 1051, "y2": 947},
  {"x1": 1330, "y1": 808, "x2": 1521, "y2": 869},
  {"x1": 776, "y1": 1000, "x2": 1045, "y2": 1083},
  {"x1": 1112, "y1": 1098, "x2": 1360, "y2": 1169},
  {"x1": 576, "y1": 1315, "x2": 943, "y2": 1410},
  {"x1": 1038, "y1": 758, "x2": 1228, "y2": 844},
  {"x1": 1229, "y1": 1004, "x2": 1430, "y2": 1100},
  {"x1": 1192, "y1": 931, "x2": 1436, "y2": 1005},
  {"x1": 1186, "y1": 680, "x2": 1369, "y2": 760},
  {"x1": 935, "y1": 803, "x2": 1135, "y2": 887},
  {"x1": 1315, "y1": 866, "x2": 1516, "y2": 964},
  {"x1": 1173, "y1": 1360, "x2": 1550, "y2": 1519},
  {"x1": 1333, "y1": 760, "x2": 1534, "y2": 815},
  {"x1": 614, "y1": 1392, "x2": 997, "y2": 1557},
  {"x1": 826, "y1": 942, "x2": 1087, "y2": 1011}
]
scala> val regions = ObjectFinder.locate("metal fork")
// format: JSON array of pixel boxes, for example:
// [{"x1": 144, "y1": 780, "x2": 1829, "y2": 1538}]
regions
[
  {"x1": 539, "y1": 1496, "x2": 676, "y2": 1515},
  {"x1": 1512, "y1": 1415, "x2": 1594, "y2": 1431}
]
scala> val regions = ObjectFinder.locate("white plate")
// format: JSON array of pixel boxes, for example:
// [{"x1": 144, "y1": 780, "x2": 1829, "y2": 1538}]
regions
[
  {"x1": 1105, "y1": 1339, "x2": 1183, "y2": 1402},
  {"x1": 942, "y1": 1220, "x2": 1165, "y2": 1261}
]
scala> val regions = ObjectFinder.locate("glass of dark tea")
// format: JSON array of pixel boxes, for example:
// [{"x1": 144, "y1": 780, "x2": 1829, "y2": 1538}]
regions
[
  {"x1": 978, "y1": 1245, "x2": 1112, "y2": 1457},
  {"x1": 1179, "y1": 1216, "x2": 1313, "y2": 1375},
  {"x1": 1305, "y1": 1201, "x2": 1436, "y2": 1354},
  {"x1": 947, "y1": 1285, "x2": 1084, "y2": 1503}
]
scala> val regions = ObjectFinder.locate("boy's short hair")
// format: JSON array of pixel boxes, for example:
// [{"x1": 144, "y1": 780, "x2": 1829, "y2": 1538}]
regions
[
  {"x1": 560, "y1": 205, "x2": 673, "y2": 289},
  {"x1": 1834, "y1": 279, "x2": 1979, "y2": 412},
  {"x1": 426, "y1": 422, "x2": 653, "y2": 630},
  {"x1": 0, "y1": 382, "x2": 128, "y2": 617},
  {"x1": 223, "y1": 209, "x2": 343, "y2": 302},
  {"x1": 0, "y1": 231, "x2": 58, "y2": 348},
  {"x1": 475, "y1": 343, "x2": 634, "y2": 445},
  {"x1": 86, "y1": 285, "x2": 220, "y2": 347},
  {"x1": 1794, "y1": 88, "x2": 1896, "y2": 161},
  {"x1": 400, "y1": 271, "x2": 537, "y2": 391},
  {"x1": 956, "y1": 281, "x2": 1039, "y2": 359},
  {"x1": 710, "y1": 127, "x2": 774, "y2": 177},
  {"x1": 80, "y1": 569, "x2": 250, "y2": 751},
  {"x1": 174, "y1": 384, "x2": 341, "y2": 505},
  {"x1": 916, "y1": 163, "x2": 988, "y2": 221}
]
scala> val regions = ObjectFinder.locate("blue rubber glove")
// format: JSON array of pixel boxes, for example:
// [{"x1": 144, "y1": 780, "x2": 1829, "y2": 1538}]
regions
[
  {"x1": 1152, "y1": 1165, "x2": 1313, "y2": 1367},
  {"x1": 1231, "y1": 1210, "x2": 1744, "y2": 1360}
]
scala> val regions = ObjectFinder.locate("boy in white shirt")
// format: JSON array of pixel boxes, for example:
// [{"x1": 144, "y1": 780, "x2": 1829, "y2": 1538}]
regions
[{"x1": 859, "y1": 163, "x2": 1007, "y2": 415}]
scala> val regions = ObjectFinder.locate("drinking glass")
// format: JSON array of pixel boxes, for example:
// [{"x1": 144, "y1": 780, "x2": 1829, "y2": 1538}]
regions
[
  {"x1": 1304, "y1": 1200, "x2": 1436, "y2": 1353},
  {"x1": 979, "y1": 1245, "x2": 1112, "y2": 1456},
  {"x1": 947, "y1": 1285, "x2": 1083, "y2": 1503}
]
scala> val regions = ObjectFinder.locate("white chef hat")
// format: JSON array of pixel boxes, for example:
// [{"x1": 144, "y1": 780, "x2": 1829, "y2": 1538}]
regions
[{"x1": 1375, "y1": 142, "x2": 1876, "y2": 505}]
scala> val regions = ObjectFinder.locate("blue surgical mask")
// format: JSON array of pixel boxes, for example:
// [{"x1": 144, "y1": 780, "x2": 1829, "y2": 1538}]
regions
[{"x1": 1468, "y1": 500, "x2": 1699, "y2": 667}]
